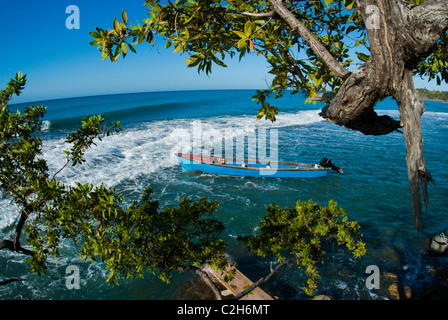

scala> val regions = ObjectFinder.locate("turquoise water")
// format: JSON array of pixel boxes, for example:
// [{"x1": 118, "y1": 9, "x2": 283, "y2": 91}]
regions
[{"x1": 1, "y1": 90, "x2": 448, "y2": 300}]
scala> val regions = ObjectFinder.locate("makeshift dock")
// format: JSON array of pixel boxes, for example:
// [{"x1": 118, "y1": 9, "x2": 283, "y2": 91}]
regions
[{"x1": 203, "y1": 264, "x2": 274, "y2": 300}]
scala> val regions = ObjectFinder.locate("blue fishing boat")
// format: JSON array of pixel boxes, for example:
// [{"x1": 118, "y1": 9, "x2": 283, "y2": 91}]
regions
[{"x1": 175, "y1": 153, "x2": 342, "y2": 178}]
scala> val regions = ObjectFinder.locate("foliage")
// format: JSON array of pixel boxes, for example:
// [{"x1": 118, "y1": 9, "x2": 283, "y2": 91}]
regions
[
  {"x1": 0, "y1": 73, "x2": 227, "y2": 285},
  {"x1": 85, "y1": 186, "x2": 228, "y2": 285},
  {"x1": 90, "y1": 0, "x2": 447, "y2": 122},
  {"x1": 414, "y1": 32, "x2": 448, "y2": 86},
  {"x1": 416, "y1": 88, "x2": 448, "y2": 102},
  {"x1": 1, "y1": 74, "x2": 366, "y2": 297},
  {"x1": 238, "y1": 199, "x2": 366, "y2": 297}
]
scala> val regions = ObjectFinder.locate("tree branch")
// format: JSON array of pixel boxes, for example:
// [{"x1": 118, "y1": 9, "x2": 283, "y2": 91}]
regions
[
  {"x1": 412, "y1": 0, "x2": 448, "y2": 30},
  {"x1": 0, "y1": 239, "x2": 34, "y2": 256},
  {"x1": 0, "y1": 278, "x2": 26, "y2": 286},
  {"x1": 268, "y1": 0, "x2": 351, "y2": 80},
  {"x1": 239, "y1": 10, "x2": 276, "y2": 18},
  {"x1": 402, "y1": 0, "x2": 448, "y2": 66}
]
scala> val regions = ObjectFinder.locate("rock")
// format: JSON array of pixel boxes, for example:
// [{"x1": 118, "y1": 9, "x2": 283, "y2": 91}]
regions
[
  {"x1": 403, "y1": 286, "x2": 412, "y2": 299},
  {"x1": 388, "y1": 283, "x2": 412, "y2": 300},
  {"x1": 429, "y1": 233, "x2": 448, "y2": 255},
  {"x1": 382, "y1": 272, "x2": 398, "y2": 282},
  {"x1": 426, "y1": 268, "x2": 436, "y2": 278}
]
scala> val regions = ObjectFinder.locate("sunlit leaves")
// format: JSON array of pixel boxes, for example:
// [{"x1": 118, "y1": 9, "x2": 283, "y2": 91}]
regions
[
  {"x1": 91, "y1": 0, "x2": 446, "y2": 125},
  {"x1": 91, "y1": 0, "x2": 360, "y2": 102},
  {"x1": 64, "y1": 115, "x2": 121, "y2": 167},
  {"x1": 414, "y1": 31, "x2": 448, "y2": 85},
  {"x1": 90, "y1": 9, "x2": 150, "y2": 63},
  {"x1": 238, "y1": 199, "x2": 366, "y2": 297},
  {"x1": 0, "y1": 74, "x2": 122, "y2": 277},
  {"x1": 0, "y1": 74, "x2": 230, "y2": 287}
]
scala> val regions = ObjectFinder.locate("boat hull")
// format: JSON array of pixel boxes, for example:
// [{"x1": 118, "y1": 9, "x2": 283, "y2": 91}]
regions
[{"x1": 176, "y1": 153, "x2": 328, "y2": 178}]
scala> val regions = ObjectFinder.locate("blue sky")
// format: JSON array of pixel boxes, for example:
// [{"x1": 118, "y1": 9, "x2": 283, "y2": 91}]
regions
[
  {"x1": 0, "y1": 0, "x2": 445, "y2": 104},
  {"x1": 0, "y1": 0, "x2": 273, "y2": 103}
]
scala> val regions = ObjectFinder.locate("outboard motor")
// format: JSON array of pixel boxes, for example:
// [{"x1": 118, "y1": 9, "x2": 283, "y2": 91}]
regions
[{"x1": 319, "y1": 157, "x2": 343, "y2": 173}]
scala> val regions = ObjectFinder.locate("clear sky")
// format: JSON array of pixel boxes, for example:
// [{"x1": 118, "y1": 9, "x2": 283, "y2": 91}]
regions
[{"x1": 0, "y1": 0, "x2": 445, "y2": 104}]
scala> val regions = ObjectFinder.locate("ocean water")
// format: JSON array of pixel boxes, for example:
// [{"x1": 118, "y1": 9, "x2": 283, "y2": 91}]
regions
[{"x1": 1, "y1": 89, "x2": 447, "y2": 300}]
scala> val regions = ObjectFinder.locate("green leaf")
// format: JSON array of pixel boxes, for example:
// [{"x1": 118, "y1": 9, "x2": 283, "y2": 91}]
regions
[
  {"x1": 128, "y1": 43, "x2": 136, "y2": 53},
  {"x1": 244, "y1": 21, "x2": 253, "y2": 36},
  {"x1": 121, "y1": 42, "x2": 128, "y2": 55},
  {"x1": 238, "y1": 39, "x2": 248, "y2": 49},
  {"x1": 233, "y1": 30, "x2": 248, "y2": 39},
  {"x1": 121, "y1": 9, "x2": 128, "y2": 25},
  {"x1": 113, "y1": 17, "x2": 122, "y2": 33},
  {"x1": 356, "y1": 52, "x2": 370, "y2": 62},
  {"x1": 354, "y1": 39, "x2": 364, "y2": 47},
  {"x1": 90, "y1": 32, "x2": 102, "y2": 40},
  {"x1": 185, "y1": 55, "x2": 200, "y2": 68}
]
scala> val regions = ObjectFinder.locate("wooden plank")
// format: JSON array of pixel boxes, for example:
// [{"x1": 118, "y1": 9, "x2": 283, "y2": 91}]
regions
[{"x1": 203, "y1": 264, "x2": 274, "y2": 300}]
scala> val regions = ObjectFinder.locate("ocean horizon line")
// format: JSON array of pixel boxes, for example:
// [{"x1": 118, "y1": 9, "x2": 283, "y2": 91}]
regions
[
  {"x1": 10, "y1": 88, "x2": 266, "y2": 107},
  {"x1": 11, "y1": 87, "x2": 448, "y2": 108}
]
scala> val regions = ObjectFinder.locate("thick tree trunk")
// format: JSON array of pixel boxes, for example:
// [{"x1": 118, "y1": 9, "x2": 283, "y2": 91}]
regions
[
  {"x1": 395, "y1": 70, "x2": 434, "y2": 232},
  {"x1": 318, "y1": 0, "x2": 447, "y2": 232},
  {"x1": 271, "y1": 0, "x2": 446, "y2": 231}
]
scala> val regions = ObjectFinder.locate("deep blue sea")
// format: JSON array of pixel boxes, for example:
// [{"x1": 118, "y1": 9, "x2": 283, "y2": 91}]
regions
[{"x1": 1, "y1": 89, "x2": 447, "y2": 300}]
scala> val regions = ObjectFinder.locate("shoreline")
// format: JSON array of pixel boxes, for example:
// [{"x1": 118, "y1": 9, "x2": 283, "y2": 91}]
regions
[
  {"x1": 422, "y1": 97, "x2": 448, "y2": 103},
  {"x1": 416, "y1": 88, "x2": 448, "y2": 104}
]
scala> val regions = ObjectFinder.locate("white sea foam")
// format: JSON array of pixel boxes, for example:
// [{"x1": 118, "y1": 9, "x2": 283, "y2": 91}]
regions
[
  {"x1": 0, "y1": 109, "x2": 324, "y2": 236},
  {"x1": 0, "y1": 196, "x2": 19, "y2": 236},
  {"x1": 37, "y1": 109, "x2": 325, "y2": 188},
  {"x1": 41, "y1": 120, "x2": 51, "y2": 131}
]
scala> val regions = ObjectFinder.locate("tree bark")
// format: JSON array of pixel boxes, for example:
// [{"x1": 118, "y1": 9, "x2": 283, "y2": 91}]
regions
[
  {"x1": 0, "y1": 208, "x2": 34, "y2": 256},
  {"x1": 0, "y1": 239, "x2": 34, "y2": 256},
  {"x1": 271, "y1": 0, "x2": 447, "y2": 232},
  {"x1": 269, "y1": 0, "x2": 352, "y2": 80},
  {"x1": 395, "y1": 70, "x2": 435, "y2": 233}
]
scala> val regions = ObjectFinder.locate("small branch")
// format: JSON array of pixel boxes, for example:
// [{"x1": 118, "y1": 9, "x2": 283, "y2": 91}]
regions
[
  {"x1": 53, "y1": 162, "x2": 69, "y2": 179},
  {"x1": 285, "y1": 49, "x2": 309, "y2": 93},
  {"x1": 0, "y1": 239, "x2": 34, "y2": 256},
  {"x1": 0, "y1": 278, "x2": 26, "y2": 286},
  {"x1": 239, "y1": 10, "x2": 276, "y2": 18}
]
